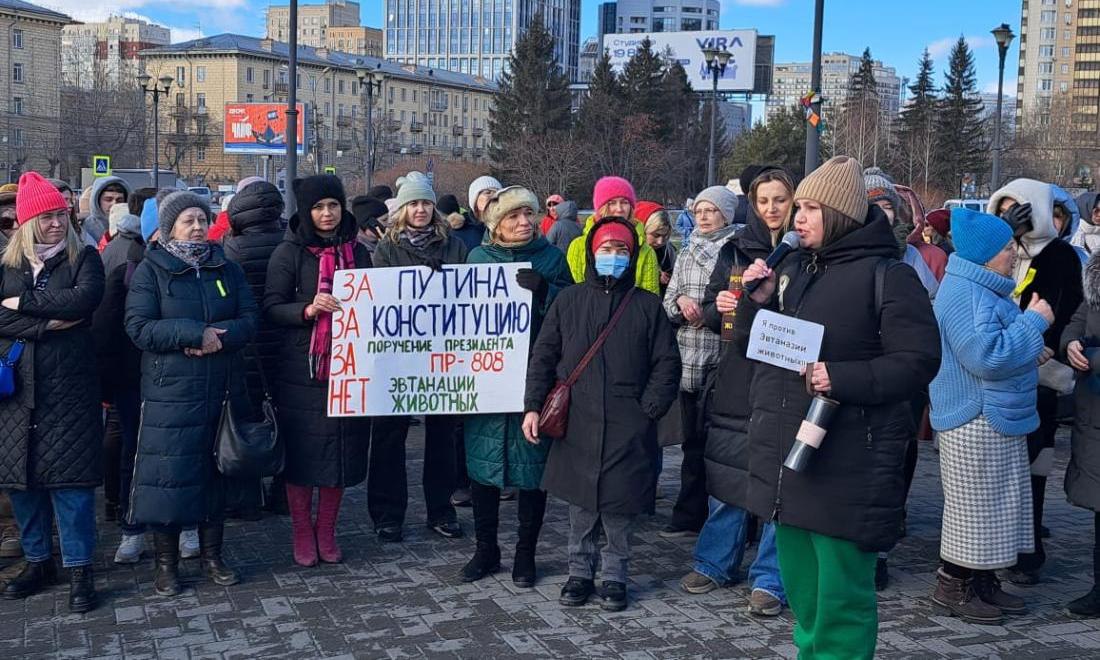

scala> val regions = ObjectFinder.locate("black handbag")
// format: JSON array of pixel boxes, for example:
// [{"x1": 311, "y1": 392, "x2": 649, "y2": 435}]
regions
[{"x1": 215, "y1": 348, "x2": 283, "y2": 478}]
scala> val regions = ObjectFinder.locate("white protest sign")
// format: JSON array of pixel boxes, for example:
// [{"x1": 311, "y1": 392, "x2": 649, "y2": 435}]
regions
[
  {"x1": 746, "y1": 309, "x2": 825, "y2": 372},
  {"x1": 326, "y1": 263, "x2": 533, "y2": 417}
]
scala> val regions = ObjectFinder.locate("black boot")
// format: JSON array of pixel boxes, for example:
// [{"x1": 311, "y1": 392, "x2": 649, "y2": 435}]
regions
[
  {"x1": 1067, "y1": 587, "x2": 1100, "y2": 618},
  {"x1": 461, "y1": 482, "x2": 501, "y2": 582},
  {"x1": 68, "y1": 565, "x2": 97, "y2": 613},
  {"x1": 512, "y1": 489, "x2": 546, "y2": 589},
  {"x1": 1, "y1": 560, "x2": 57, "y2": 599},
  {"x1": 199, "y1": 524, "x2": 240, "y2": 586},
  {"x1": 153, "y1": 531, "x2": 181, "y2": 597}
]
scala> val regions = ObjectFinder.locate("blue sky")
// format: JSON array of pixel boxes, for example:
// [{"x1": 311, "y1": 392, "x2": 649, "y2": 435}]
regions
[{"x1": 49, "y1": 0, "x2": 1020, "y2": 96}]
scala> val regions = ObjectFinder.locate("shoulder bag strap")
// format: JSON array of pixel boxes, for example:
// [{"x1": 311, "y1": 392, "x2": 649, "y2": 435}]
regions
[{"x1": 563, "y1": 288, "x2": 637, "y2": 387}]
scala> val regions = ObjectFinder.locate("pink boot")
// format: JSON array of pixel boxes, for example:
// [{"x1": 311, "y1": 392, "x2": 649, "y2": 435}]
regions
[
  {"x1": 315, "y1": 487, "x2": 344, "y2": 563},
  {"x1": 285, "y1": 484, "x2": 318, "y2": 567}
]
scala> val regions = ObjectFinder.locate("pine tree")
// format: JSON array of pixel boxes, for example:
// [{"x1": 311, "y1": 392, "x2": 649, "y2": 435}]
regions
[
  {"x1": 933, "y1": 37, "x2": 987, "y2": 195},
  {"x1": 834, "y1": 48, "x2": 883, "y2": 166},
  {"x1": 620, "y1": 38, "x2": 665, "y2": 126},
  {"x1": 488, "y1": 12, "x2": 571, "y2": 172},
  {"x1": 896, "y1": 49, "x2": 938, "y2": 192},
  {"x1": 725, "y1": 105, "x2": 809, "y2": 181}
]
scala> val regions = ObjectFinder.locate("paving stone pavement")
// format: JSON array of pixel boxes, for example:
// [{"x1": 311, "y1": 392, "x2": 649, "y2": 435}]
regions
[{"x1": 2, "y1": 427, "x2": 1100, "y2": 658}]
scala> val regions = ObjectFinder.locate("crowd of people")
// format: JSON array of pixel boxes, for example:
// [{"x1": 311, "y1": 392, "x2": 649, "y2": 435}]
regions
[{"x1": 1, "y1": 157, "x2": 1100, "y2": 658}]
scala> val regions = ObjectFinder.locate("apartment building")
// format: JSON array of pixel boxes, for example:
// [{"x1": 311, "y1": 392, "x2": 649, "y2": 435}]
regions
[
  {"x1": 266, "y1": 0, "x2": 360, "y2": 48},
  {"x1": 62, "y1": 16, "x2": 170, "y2": 88},
  {"x1": 767, "y1": 52, "x2": 901, "y2": 123},
  {"x1": 612, "y1": 0, "x2": 720, "y2": 34}
]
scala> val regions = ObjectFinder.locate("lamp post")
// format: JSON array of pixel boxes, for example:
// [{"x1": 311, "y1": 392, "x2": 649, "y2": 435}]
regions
[
  {"x1": 804, "y1": 0, "x2": 824, "y2": 174},
  {"x1": 137, "y1": 72, "x2": 174, "y2": 189},
  {"x1": 286, "y1": 0, "x2": 299, "y2": 211},
  {"x1": 991, "y1": 22, "x2": 1015, "y2": 191},
  {"x1": 356, "y1": 65, "x2": 384, "y2": 192},
  {"x1": 702, "y1": 47, "x2": 731, "y2": 187}
]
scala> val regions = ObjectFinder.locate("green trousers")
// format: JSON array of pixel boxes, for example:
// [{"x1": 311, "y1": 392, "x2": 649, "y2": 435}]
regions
[{"x1": 775, "y1": 524, "x2": 878, "y2": 660}]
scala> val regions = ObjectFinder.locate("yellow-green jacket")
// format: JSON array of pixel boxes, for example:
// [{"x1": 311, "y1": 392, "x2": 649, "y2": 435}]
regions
[{"x1": 566, "y1": 217, "x2": 660, "y2": 294}]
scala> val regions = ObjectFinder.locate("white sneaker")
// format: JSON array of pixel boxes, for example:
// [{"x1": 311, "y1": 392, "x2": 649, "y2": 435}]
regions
[
  {"x1": 179, "y1": 528, "x2": 200, "y2": 559},
  {"x1": 114, "y1": 533, "x2": 146, "y2": 564}
]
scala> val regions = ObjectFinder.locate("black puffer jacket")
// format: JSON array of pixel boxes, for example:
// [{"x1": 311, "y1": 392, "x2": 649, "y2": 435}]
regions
[
  {"x1": 0, "y1": 246, "x2": 104, "y2": 489},
  {"x1": 263, "y1": 206, "x2": 373, "y2": 488},
  {"x1": 699, "y1": 215, "x2": 774, "y2": 506},
  {"x1": 735, "y1": 207, "x2": 941, "y2": 552},
  {"x1": 524, "y1": 217, "x2": 681, "y2": 515},
  {"x1": 125, "y1": 243, "x2": 258, "y2": 526},
  {"x1": 92, "y1": 235, "x2": 145, "y2": 400},
  {"x1": 225, "y1": 182, "x2": 285, "y2": 413}
]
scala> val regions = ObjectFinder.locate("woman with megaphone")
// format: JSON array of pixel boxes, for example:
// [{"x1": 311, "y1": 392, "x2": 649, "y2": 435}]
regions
[{"x1": 735, "y1": 156, "x2": 941, "y2": 659}]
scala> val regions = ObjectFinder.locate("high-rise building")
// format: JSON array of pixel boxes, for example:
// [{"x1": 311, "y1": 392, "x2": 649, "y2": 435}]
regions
[
  {"x1": 61, "y1": 16, "x2": 170, "y2": 89},
  {"x1": 0, "y1": 0, "x2": 70, "y2": 182},
  {"x1": 767, "y1": 52, "x2": 901, "y2": 123},
  {"x1": 1016, "y1": 0, "x2": 1100, "y2": 138},
  {"x1": 597, "y1": 1, "x2": 617, "y2": 45},
  {"x1": 578, "y1": 37, "x2": 600, "y2": 82},
  {"x1": 383, "y1": 0, "x2": 582, "y2": 82},
  {"x1": 266, "y1": 0, "x2": 360, "y2": 49},
  {"x1": 613, "y1": 0, "x2": 719, "y2": 34}
]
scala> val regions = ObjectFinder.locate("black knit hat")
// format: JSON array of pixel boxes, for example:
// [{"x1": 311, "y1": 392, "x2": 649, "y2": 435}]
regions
[
  {"x1": 292, "y1": 175, "x2": 347, "y2": 217},
  {"x1": 739, "y1": 164, "x2": 783, "y2": 197},
  {"x1": 350, "y1": 195, "x2": 388, "y2": 229},
  {"x1": 437, "y1": 194, "x2": 461, "y2": 216},
  {"x1": 367, "y1": 184, "x2": 393, "y2": 201}
]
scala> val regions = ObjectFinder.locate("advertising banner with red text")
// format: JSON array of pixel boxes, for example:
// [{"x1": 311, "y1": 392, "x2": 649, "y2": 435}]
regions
[
  {"x1": 223, "y1": 102, "x2": 306, "y2": 155},
  {"x1": 326, "y1": 263, "x2": 533, "y2": 417}
]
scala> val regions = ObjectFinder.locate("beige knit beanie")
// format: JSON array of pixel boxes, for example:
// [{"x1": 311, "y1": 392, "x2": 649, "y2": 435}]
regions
[{"x1": 794, "y1": 155, "x2": 869, "y2": 223}]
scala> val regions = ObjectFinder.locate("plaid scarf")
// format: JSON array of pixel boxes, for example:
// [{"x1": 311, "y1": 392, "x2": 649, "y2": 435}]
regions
[{"x1": 306, "y1": 241, "x2": 356, "y2": 380}]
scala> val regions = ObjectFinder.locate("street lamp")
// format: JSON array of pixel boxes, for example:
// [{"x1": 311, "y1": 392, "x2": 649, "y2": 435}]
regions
[
  {"x1": 991, "y1": 22, "x2": 1015, "y2": 191},
  {"x1": 702, "y1": 47, "x2": 731, "y2": 187},
  {"x1": 356, "y1": 64, "x2": 384, "y2": 192},
  {"x1": 138, "y1": 72, "x2": 174, "y2": 189}
]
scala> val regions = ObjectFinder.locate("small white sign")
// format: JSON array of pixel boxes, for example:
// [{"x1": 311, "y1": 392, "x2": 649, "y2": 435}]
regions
[{"x1": 746, "y1": 310, "x2": 825, "y2": 372}]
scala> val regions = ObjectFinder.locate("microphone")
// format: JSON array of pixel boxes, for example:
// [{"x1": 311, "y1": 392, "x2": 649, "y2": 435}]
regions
[{"x1": 744, "y1": 230, "x2": 800, "y2": 294}]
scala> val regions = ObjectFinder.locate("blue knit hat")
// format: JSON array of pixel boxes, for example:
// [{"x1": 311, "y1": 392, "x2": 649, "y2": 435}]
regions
[
  {"x1": 140, "y1": 198, "x2": 159, "y2": 242},
  {"x1": 950, "y1": 207, "x2": 1012, "y2": 265}
]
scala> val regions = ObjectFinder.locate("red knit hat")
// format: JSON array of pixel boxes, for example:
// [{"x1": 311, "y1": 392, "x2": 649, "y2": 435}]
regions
[
  {"x1": 926, "y1": 208, "x2": 950, "y2": 238},
  {"x1": 16, "y1": 171, "x2": 67, "y2": 226},
  {"x1": 591, "y1": 221, "x2": 635, "y2": 255},
  {"x1": 593, "y1": 176, "x2": 637, "y2": 213},
  {"x1": 634, "y1": 201, "x2": 665, "y2": 224}
]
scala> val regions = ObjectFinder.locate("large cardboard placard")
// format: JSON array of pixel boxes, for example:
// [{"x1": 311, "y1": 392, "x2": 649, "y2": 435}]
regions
[
  {"x1": 326, "y1": 263, "x2": 533, "y2": 417},
  {"x1": 746, "y1": 309, "x2": 825, "y2": 372}
]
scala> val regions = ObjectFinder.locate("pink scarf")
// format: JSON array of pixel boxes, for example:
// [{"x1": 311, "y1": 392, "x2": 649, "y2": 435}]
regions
[{"x1": 307, "y1": 241, "x2": 356, "y2": 380}]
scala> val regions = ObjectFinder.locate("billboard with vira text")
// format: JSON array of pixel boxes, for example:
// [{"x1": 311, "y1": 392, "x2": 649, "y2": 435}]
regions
[{"x1": 603, "y1": 30, "x2": 757, "y2": 93}]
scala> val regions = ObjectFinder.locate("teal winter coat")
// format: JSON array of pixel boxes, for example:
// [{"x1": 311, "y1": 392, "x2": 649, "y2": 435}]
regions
[{"x1": 464, "y1": 236, "x2": 573, "y2": 489}]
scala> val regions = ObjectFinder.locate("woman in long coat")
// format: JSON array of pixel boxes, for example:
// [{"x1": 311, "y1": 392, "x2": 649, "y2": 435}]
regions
[
  {"x1": 126, "y1": 191, "x2": 258, "y2": 597},
  {"x1": 0, "y1": 172, "x2": 104, "y2": 613},
  {"x1": 460, "y1": 186, "x2": 573, "y2": 587},
  {"x1": 263, "y1": 175, "x2": 372, "y2": 567}
]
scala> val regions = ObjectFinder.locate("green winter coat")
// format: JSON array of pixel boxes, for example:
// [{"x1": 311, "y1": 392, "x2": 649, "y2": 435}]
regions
[{"x1": 464, "y1": 236, "x2": 574, "y2": 489}]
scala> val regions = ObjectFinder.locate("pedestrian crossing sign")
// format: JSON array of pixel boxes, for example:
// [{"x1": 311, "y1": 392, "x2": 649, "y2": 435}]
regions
[
  {"x1": 324, "y1": 166, "x2": 336, "y2": 175},
  {"x1": 92, "y1": 155, "x2": 111, "y2": 177}
]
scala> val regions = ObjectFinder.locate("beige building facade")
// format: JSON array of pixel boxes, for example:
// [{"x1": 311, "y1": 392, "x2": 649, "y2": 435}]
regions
[
  {"x1": 0, "y1": 0, "x2": 70, "y2": 182},
  {"x1": 267, "y1": 0, "x2": 360, "y2": 48},
  {"x1": 326, "y1": 26, "x2": 382, "y2": 57},
  {"x1": 62, "y1": 16, "x2": 170, "y2": 89},
  {"x1": 139, "y1": 33, "x2": 496, "y2": 189}
]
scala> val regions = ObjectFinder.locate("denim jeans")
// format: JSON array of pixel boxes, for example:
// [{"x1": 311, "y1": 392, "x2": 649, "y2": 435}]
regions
[
  {"x1": 693, "y1": 497, "x2": 785, "y2": 602},
  {"x1": 7, "y1": 487, "x2": 97, "y2": 567}
]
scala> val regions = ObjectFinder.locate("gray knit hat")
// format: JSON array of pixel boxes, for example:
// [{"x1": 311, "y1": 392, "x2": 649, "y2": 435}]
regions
[
  {"x1": 394, "y1": 173, "x2": 436, "y2": 210},
  {"x1": 863, "y1": 167, "x2": 901, "y2": 214},
  {"x1": 693, "y1": 186, "x2": 739, "y2": 226},
  {"x1": 158, "y1": 191, "x2": 212, "y2": 240}
]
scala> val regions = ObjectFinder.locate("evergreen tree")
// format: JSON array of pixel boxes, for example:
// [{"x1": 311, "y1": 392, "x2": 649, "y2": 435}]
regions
[
  {"x1": 933, "y1": 37, "x2": 987, "y2": 195},
  {"x1": 834, "y1": 48, "x2": 883, "y2": 166},
  {"x1": 896, "y1": 49, "x2": 938, "y2": 192},
  {"x1": 488, "y1": 12, "x2": 571, "y2": 171},
  {"x1": 620, "y1": 38, "x2": 665, "y2": 127},
  {"x1": 725, "y1": 105, "x2": 809, "y2": 181}
]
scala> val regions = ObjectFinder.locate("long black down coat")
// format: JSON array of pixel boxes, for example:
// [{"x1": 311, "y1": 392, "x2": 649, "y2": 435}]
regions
[
  {"x1": 125, "y1": 243, "x2": 258, "y2": 526},
  {"x1": 0, "y1": 246, "x2": 104, "y2": 490},
  {"x1": 92, "y1": 235, "x2": 145, "y2": 401},
  {"x1": 699, "y1": 215, "x2": 774, "y2": 507},
  {"x1": 263, "y1": 206, "x2": 372, "y2": 488},
  {"x1": 224, "y1": 182, "x2": 285, "y2": 413},
  {"x1": 735, "y1": 207, "x2": 941, "y2": 552},
  {"x1": 524, "y1": 217, "x2": 681, "y2": 515},
  {"x1": 1062, "y1": 251, "x2": 1100, "y2": 512}
]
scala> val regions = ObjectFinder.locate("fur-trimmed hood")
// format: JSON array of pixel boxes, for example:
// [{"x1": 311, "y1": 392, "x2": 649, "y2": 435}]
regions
[{"x1": 1085, "y1": 249, "x2": 1100, "y2": 310}]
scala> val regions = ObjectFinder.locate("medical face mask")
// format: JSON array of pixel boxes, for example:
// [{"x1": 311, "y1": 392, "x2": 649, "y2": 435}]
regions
[{"x1": 594, "y1": 252, "x2": 630, "y2": 278}]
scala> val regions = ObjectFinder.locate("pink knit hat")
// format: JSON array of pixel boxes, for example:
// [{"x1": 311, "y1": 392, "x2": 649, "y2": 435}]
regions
[
  {"x1": 16, "y1": 172, "x2": 68, "y2": 226},
  {"x1": 592, "y1": 176, "x2": 636, "y2": 213}
]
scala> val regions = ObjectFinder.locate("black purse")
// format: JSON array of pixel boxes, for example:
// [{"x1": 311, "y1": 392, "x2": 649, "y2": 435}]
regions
[{"x1": 215, "y1": 347, "x2": 283, "y2": 478}]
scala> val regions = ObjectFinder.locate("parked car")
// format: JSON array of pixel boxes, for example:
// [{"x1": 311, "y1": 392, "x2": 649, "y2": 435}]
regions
[
  {"x1": 188, "y1": 186, "x2": 212, "y2": 203},
  {"x1": 943, "y1": 198, "x2": 988, "y2": 213}
]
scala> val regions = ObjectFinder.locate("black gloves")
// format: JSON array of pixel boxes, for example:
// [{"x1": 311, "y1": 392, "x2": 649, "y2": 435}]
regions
[
  {"x1": 515, "y1": 268, "x2": 548, "y2": 300},
  {"x1": 1000, "y1": 202, "x2": 1033, "y2": 239}
]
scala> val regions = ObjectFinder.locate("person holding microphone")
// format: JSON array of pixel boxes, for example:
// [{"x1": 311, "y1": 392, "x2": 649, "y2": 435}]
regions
[{"x1": 733, "y1": 156, "x2": 941, "y2": 658}]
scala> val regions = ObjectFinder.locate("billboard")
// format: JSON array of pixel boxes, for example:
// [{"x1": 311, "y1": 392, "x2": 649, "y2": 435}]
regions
[
  {"x1": 223, "y1": 103, "x2": 307, "y2": 155},
  {"x1": 603, "y1": 30, "x2": 757, "y2": 93}
]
